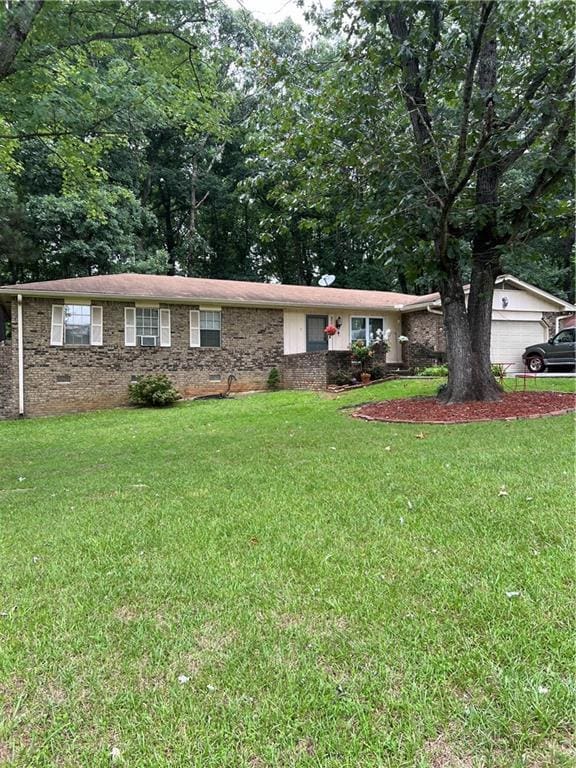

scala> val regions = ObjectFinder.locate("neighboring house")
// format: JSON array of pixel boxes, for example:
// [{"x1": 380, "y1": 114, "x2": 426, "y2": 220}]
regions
[{"x1": 0, "y1": 273, "x2": 573, "y2": 419}]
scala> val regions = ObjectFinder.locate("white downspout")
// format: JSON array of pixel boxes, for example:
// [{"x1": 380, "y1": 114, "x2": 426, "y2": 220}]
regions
[{"x1": 17, "y1": 294, "x2": 24, "y2": 416}]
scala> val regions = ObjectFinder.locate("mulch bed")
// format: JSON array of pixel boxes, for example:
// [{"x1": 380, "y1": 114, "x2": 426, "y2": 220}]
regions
[{"x1": 353, "y1": 391, "x2": 576, "y2": 424}]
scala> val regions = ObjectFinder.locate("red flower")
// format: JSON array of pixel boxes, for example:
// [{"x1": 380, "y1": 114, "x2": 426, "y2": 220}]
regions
[{"x1": 324, "y1": 324, "x2": 338, "y2": 336}]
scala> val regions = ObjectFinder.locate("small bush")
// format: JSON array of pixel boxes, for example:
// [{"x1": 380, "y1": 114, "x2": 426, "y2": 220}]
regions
[
  {"x1": 128, "y1": 374, "x2": 182, "y2": 407},
  {"x1": 491, "y1": 363, "x2": 505, "y2": 378},
  {"x1": 333, "y1": 369, "x2": 353, "y2": 386},
  {"x1": 371, "y1": 364, "x2": 386, "y2": 380},
  {"x1": 417, "y1": 364, "x2": 449, "y2": 377},
  {"x1": 436, "y1": 382, "x2": 448, "y2": 397},
  {"x1": 267, "y1": 367, "x2": 281, "y2": 390}
]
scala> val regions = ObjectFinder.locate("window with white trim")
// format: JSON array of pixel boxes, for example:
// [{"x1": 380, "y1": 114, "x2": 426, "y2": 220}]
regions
[
  {"x1": 200, "y1": 310, "x2": 221, "y2": 347},
  {"x1": 64, "y1": 304, "x2": 91, "y2": 345},
  {"x1": 350, "y1": 316, "x2": 384, "y2": 345},
  {"x1": 136, "y1": 308, "x2": 159, "y2": 340},
  {"x1": 51, "y1": 304, "x2": 103, "y2": 346}
]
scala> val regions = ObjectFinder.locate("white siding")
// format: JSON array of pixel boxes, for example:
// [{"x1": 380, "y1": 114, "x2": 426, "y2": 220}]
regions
[
  {"x1": 283, "y1": 309, "x2": 403, "y2": 361},
  {"x1": 490, "y1": 320, "x2": 548, "y2": 372},
  {"x1": 492, "y1": 288, "x2": 561, "y2": 312}
]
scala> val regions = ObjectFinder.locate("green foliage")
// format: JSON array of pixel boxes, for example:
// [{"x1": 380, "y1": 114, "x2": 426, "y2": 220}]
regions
[
  {"x1": 350, "y1": 339, "x2": 374, "y2": 371},
  {"x1": 417, "y1": 365, "x2": 449, "y2": 377},
  {"x1": 436, "y1": 381, "x2": 449, "y2": 398},
  {"x1": 0, "y1": 0, "x2": 572, "y2": 310},
  {"x1": 332, "y1": 368, "x2": 353, "y2": 386},
  {"x1": 491, "y1": 364, "x2": 506, "y2": 379},
  {"x1": 266, "y1": 367, "x2": 281, "y2": 391},
  {"x1": 128, "y1": 374, "x2": 181, "y2": 407}
]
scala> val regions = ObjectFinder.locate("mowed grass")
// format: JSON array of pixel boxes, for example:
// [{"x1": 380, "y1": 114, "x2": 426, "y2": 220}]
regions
[{"x1": 0, "y1": 379, "x2": 574, "y2": 767}]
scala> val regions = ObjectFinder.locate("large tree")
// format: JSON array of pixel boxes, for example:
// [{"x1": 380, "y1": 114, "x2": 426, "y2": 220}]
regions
[{"x1": 247, "y1": 0, "x2": 574, "y2": 402}]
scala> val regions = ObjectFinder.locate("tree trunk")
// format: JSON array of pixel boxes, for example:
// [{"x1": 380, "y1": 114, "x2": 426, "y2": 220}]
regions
[
  {"x1": 467, "y1": 30, "x2": 502, "y2": 401},
  {"x1": 467, "y1": 262, "x2": 502, "y2": 400},
  {"x1": 438, "y1": 264, "x2": 477, "y2": 403},
  {"x1": 187, "y1": 160, "x2": 197, "y2": 276},
  {"x1": 0, "y1": 0, "x2": 44, "y2": 81},
  {"x1": 161, "y1": 191, "x2": 177, "y2": 275}
]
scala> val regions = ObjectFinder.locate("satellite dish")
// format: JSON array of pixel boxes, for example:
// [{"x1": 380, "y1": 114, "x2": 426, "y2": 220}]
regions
[{"x1": 318, "y1": 274, "x2": 336, "y2": 287}]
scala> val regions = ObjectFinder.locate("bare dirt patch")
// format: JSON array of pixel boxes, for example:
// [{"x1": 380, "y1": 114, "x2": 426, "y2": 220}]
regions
[
  {"x1": 353, "y1": 391, "x2": 575, "y2": 424},
  {"x1": 423, "y1": 733, "x2": 474, "y2": 768}
]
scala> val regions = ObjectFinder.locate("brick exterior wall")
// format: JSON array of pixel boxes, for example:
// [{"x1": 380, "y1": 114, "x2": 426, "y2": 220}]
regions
[
  {"x1": 281, "y1": 348, "x2": 388, "y2": 390},
  {"x1": 281, "y1": 352, "x2": 331, "y2": 390},
  {"x1": 401, "y1": 311, "x2": 446, "y2": 368},
  {"x1": 1, "y1": 298, "x2": 283, "y2": 418},
  {"x1": 542, "y1": 311, "x2": 571, "y2": 335},
  {"x1": 0, "y1": 342, "x2": 15, "y2": 419}
]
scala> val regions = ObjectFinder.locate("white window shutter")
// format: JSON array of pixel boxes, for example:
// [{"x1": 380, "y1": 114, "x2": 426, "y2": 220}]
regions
[
  {"x1": 50, "y1": 305, "x2": 64, "y2": 346},
  {"x1": 190, "y1": 310, "x2": 200, "y2": 347},
  {"x1": 159, "y1": 309, "x2": 171, "y2": 347},
  {"x1": 125, "y1": 307, "x2": 136, "y2": 346},
  {"x1": 91, "y1": 306, "x2": 103, "y2": 345}
]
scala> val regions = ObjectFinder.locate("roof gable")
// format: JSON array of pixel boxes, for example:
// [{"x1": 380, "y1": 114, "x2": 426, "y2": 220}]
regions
[{"x1": 402, "y1": 274, "x2": 575, "y2": 312}]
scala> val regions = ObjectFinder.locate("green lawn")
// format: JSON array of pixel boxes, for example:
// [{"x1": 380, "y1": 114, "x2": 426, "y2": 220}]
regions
[{"x1": 0, "y1": 379, "x2": 574, "y2": 767}]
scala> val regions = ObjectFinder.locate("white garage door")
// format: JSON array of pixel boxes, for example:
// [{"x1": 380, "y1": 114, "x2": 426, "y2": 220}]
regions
[{"x1": 490, "y1": 320, "x2": 548, "y2": 372}]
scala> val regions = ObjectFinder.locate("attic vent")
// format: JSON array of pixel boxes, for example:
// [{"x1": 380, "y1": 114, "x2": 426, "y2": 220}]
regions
[
  {"x1": 56, "y1": 374, "x2": 71, "y2": 384},
  {"x1": 209, "y1": 374, "x2": 221, "y2": 382}
]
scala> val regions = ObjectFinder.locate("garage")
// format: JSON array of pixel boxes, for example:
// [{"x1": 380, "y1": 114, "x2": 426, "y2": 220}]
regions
[{"x1": 490, "y1": 320, "x2": 548, "y2": 372}]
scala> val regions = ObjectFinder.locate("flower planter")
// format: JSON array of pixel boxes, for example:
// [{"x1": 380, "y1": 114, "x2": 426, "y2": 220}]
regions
[{"x1": 360, "y1": 372, "x2": 371, "y2": 385}]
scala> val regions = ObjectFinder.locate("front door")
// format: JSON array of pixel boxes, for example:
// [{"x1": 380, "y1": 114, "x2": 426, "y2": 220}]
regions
[{"x1": 306, "y1": 315, "x2": 329, "y2": 352}]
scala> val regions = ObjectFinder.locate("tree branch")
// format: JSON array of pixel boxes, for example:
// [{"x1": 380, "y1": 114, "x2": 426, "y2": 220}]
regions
[
  {"x1": 423, "y1": 0, "x2": 442, "y2": 83},
  {"x1": 498, "y1": 45, "x2": 573, "y2": 131},
  {"x1": 385, "y1": 4, "x2": 448, "y2": 196},
  {"x1": 3, "y1": 19, "x2": 200, "y2": 78},
  {"x1": 0, "y1": 0, "x2": 44, "y2": 81},
  {"x1": 498, "y1": 63, "x2": 575, "y2": 173},
  {"x1": 447, "y1": 1, "x2": 495, "y2": 190},
  {"x1": 506, "y1": 120, "x2": 574, "y2": 239}
]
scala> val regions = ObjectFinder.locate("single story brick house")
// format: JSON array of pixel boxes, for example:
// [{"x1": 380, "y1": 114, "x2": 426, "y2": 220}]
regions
[{"x1": 0, "y1": 273, "x2": 573, "y2": 418}]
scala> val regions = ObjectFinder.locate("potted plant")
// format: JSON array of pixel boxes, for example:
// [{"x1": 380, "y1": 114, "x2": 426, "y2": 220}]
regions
[{"x1": 350, "y1": 340, "x2": 374, "y2": 384}]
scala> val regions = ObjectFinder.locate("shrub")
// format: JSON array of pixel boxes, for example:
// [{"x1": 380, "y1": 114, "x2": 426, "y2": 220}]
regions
[
  {"x1": 491, "y1": 363, "x2": 505, "y2": 378},
  {"x1": 128, "y1": 374, "x2": 182, "y2": 407},
  {"x1": 371, "y1": 364, "x2": 386, "y2": 380},
  {"x1": 436, "y1": 382, "x2": 448, "y2": 397},
  {"x1": 333, "y1": 369, "x2": 353, "y2": 386},
  {"x1": 267, "y1": 367, "x2": 281, "y2": 390},
  {"x1": 417, "y1": 364, "x2": 449, "y2": 377}
]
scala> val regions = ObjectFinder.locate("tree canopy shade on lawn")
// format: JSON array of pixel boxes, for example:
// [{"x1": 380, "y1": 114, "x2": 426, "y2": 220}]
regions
[
  {"x1": 247, "y1": 0, "x2": 574, "y2": 403},
  {"x1": 0, "y1": 380, "x2": 574, "y2": 766}
]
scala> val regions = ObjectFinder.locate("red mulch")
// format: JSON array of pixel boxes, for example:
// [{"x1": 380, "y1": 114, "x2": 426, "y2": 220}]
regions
[{"x1": 353, "y1": 391, "x2": 576, "y2": 424}]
